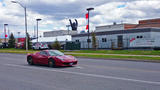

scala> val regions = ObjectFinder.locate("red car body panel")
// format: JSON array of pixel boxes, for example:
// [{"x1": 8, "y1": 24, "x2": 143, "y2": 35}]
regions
[{"x1": 27, "y1": 50, "x2": 78, "y2": 66}]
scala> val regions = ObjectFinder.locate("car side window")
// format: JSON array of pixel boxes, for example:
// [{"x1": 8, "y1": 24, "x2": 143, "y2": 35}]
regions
[{"x1": 39, "y1": 51, "x2": 48, "y2": 56}]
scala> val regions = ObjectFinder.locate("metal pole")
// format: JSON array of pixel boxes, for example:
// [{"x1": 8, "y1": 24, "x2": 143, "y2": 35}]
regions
[
  {"x1": 37, "y1": 20, "x2": 38, "y2": 43},
  {"x1": 8, "y1": 26, "x2": 10, "y2": 38},
  {"x1": 87, "y1": 10, "x2": 90, "y2": 49},
  {"x1": 18, "y1": 32, "x2": 20, "y2": 43},
  {"x1": 4, "y1": 24, "x2": 6, "y2": 45},
  {"x1": 86, "y1": 8, "x2": 94, "y2": 49},
  {"x1": 66, "y1": 25, "x2": 70, "y2": 35},
  {"x1": 24, "y1": 7, "x2": 28, "y2": 51},
  {"x1": 34, "y1": 26, "x2": 36, "y2": 38},
  {"x1": 11, "y1": 1, "x2": 28, "y2": 51},
  {"x1": 4, "y1": 24, "x2": 8, "y2": 47}
]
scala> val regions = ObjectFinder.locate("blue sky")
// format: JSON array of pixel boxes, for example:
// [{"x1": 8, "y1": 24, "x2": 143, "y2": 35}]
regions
[
  {"x1": 0, "y1": 0, "x2": 160, "y2": 38},
  {"x1": 117, "y1": 4, "x2": 126, "y2": 8}
]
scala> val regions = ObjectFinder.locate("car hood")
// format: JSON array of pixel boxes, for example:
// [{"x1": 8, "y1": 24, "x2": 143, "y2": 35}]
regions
[{"x1": 56, "y1": 55, "x2": 76, "y2": 61}]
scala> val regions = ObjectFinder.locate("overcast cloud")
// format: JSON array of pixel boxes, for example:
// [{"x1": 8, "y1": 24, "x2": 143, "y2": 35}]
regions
[{"x1": 0, "y1": 0, "x2": 160, "y2": 38}]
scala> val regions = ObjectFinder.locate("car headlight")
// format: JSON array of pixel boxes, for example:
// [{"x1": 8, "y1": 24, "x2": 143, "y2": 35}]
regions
[
  {"x1": 56, "y1": 57, "x2": 65, "y2": 61},
  {"x1": 74, "y1": 57, "x2": 77, "y2": 60}
]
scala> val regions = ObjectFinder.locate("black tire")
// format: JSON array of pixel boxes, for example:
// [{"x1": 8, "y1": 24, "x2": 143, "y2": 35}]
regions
[
  {"x1": 48, "y1": 58, "x2": 55, "y2": 67},
  {"x1": 27, "y1": 56, "x2": 34, "y2": 65}
]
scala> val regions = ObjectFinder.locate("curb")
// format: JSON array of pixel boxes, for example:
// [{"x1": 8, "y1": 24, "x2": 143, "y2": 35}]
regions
[{"x1": 75, "y1": 56, "x2": 160, "y2": 63}]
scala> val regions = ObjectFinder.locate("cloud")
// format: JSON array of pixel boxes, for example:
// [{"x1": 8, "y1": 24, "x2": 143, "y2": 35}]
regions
[{"x1": 0, "y1": 0, "x2": 160, "y2": 38}]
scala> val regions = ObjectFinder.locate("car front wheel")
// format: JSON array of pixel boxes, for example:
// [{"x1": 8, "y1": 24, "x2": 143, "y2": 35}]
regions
[
  {"x1": 48, "y1": 59, "x2": 55, "y2": 67},
  {"x1": 27, "y1": 56, "x2": 34, "y2": 65}
]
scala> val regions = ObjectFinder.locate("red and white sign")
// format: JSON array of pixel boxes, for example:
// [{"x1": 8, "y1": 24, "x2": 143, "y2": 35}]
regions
[
  {"x1": 85, "y1": 13, "x2": 88, "y2": 19},
  {"x1": 85, "y1": 13, "x2": 89, "y2": 30},
  {"x1": 5, "y1": 34, "x2": 7, "y2": 38},
  {"x1": 130, "y1": 38, "x2": 135, "y2": 42}
]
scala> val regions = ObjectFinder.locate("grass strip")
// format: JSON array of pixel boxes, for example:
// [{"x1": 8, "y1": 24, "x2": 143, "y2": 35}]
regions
[
  {"x1": 67, "y1": 54, "x2": 160, "y2": 61},
  {"x1": 65, "y1": 50, "x2": 160, "y2": 55},
  {"x1": 0, "y1": 48, "x2": 160, "y2": 61},
  {"x1": 0, "y1": 48, "x2": 38, "y2": 54}
]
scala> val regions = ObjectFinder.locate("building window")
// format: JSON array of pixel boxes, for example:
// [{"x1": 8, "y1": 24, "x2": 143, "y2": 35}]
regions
[
  {"x1": 105, "y1": 38, "x2": 107, "y2": 42},
  {"x1": 87, "y1": 39, "x2": 91, "y2": 42},
  {"x1": 102, "y1": 38, "x2": 107, "y2": 42},
  {"x1": 137, "y1": 36, "x2": 143, "y2": 39},
  {"x1": 76, "y1": 40, "x2": 79, "y2": 42}
]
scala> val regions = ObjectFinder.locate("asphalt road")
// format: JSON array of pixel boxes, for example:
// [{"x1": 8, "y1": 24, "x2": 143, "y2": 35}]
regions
[{"x1": 0, "y1": 53, "x2": 160, "y2": 90}]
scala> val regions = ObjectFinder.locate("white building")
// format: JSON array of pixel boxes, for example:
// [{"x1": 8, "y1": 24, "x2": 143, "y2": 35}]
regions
[
  {"x1": 32, "y1": 35, "x2": 72, "y2": 44},
  {"x1": 95, "y1": 23, "x2": 137, "y2": 32},
  {"x1": 43, "y1": 30, "x2": 77, "y2": 37},
  {"x1": 72, "y1": 28, "x2": 160, "y2": 50}
]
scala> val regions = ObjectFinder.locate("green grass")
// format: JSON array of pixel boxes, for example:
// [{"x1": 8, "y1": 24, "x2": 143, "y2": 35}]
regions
[
  {"x1": 67, "y1": 54, "x2": 160, "y2": 61},
  {"x1": 64, "y1": 50, "x2": 160, "y2": 55},
  {"x1": 0, "y1": 48, "x2": 38, "y2": 54},
  {"x1": 0, "y1": 48, "x2": 160, "y2": 61}
]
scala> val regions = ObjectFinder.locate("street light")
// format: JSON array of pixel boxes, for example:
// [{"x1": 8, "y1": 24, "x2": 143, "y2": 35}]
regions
[
  {"x1": 4, "y1": 24, "x2": 8, "y2": 48},
  {"x1": 17, "y1": 32, "x2": 20, "y2": 43},
  {"x1": 11, "y1": 1, "x2": 28, "y2": 51},
  {"x1": 36, "y1": 18, "x2": 42, "y2": 43},
  {"x1": 66, "y1": 25, "x2": 71, "y2": 35},
  {"x1": 86, "y1": 7, "x2": 94, "y2": 49}
]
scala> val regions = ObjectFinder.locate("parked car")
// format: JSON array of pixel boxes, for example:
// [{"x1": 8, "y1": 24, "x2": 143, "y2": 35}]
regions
[
  {"x1": 0, "y1": 43, "x2": 3, "y2": 48},
  {"x1": 32, "y1": 43, "x2": 49, "y2": 50},
  {"x1": 0, "y1": 43, "x2": 8, "y2": 48},
  {"x1": 15, "y1": 42, "x2": 24, "y2": 49},
  {"x1": 27, "y1": 50, "x2": 78, "y2": 67}
]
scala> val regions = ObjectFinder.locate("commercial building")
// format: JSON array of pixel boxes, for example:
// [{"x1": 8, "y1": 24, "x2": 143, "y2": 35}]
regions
[
  {"x1": 72, "y1": 28, "x2": 160, "y2": 49},
  {"x1": 32, "y1": 35, "x2": 71, "y2": 44},
  {"x1": 72, "y1": 18, "x2": 160, "y2": 50},
  {"x1": 43, "y1": 30, "x2": 77, "y2": 37},
  {"x1": 32, "y1": 30, "x2": 75, "y2": 45},
  {"x1": 95, "y1": 23, "x2": 137, "y2": 32}
]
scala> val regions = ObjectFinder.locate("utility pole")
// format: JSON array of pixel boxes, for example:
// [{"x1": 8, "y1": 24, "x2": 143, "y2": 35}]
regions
[
  {"x1": 11, "y1": 1, "x2": 28, "y2": 51},
  {"x1": 36, "y1": 19, "x2": 42, "y2": 43}
]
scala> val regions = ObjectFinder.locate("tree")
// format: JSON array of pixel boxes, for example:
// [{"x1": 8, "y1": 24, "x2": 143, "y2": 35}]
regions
[
  {"x1": 8, "y1": 33, "x2": 15, "y2": 48},
  {"x1": 91, "y1": 31, "x2": 97, "y2": 50},
  {"x1": 23, "y1": 33, "x2": 32, "y2": 49},
  {"x1": 52, "y1": 39, "x2": 61, "y2": 50}
]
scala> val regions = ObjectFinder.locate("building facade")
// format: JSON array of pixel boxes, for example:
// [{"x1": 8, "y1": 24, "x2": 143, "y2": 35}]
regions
[
  {"x1": 95, "y1": 24, "x2": 137, "y2": 32},
  {"x1": 72, "y1": 28, "x2": 160, "y2": 49},
  {"x1": 43, "y1": 30, "x2": 77, "y2": 37}
]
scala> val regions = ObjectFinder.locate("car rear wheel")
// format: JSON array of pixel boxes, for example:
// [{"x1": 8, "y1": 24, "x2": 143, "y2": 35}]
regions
[
  {"x1": 48, "y1": 59, "x2": 55, "y2": 67},
  {"x1": 27, "y1": 56, "x2": 34, "y2": 65}
]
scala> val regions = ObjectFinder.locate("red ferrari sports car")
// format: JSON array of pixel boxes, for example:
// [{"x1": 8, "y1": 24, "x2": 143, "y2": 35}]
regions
[{"x1": 27, "y1": 50, "x2": 78, "y2": 67}]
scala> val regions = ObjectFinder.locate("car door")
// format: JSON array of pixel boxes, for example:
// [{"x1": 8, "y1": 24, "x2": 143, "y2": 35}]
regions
[{"x1": 37, "y1": 51, "x2": 49, "y2": 65}]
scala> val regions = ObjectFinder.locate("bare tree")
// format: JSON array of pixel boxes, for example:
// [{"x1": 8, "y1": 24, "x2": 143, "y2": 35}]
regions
[{"x1": 91, "y1": 32, "x2": 97, "y2": 50}]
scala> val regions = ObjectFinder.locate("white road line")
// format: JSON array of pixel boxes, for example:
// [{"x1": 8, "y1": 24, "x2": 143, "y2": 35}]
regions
[
  {"x1": 4, "y1": 64, "x2": 160, "y2": 85},
  {"x1": 74, "y1": 66, "x2": 83, "y2": 69}
]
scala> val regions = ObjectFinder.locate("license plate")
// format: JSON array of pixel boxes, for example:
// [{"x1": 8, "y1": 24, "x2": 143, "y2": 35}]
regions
[{"x1": 69, "y1": 63, "x2": 73, "y2": 65}]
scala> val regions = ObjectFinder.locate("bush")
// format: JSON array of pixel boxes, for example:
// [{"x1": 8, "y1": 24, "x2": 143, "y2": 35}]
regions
[{"x1": 52, "y1": 39, "x2": 61, "y2": 50}]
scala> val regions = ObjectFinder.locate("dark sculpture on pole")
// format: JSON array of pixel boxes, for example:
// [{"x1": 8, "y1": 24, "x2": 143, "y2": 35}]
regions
[{"x1": 69, "y1": 19, "x2": 78, "y2": 31}]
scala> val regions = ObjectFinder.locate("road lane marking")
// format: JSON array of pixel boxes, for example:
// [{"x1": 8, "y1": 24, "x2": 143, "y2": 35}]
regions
[
  {"x1": 74, "y1": 66, "x2": 83, "y2": 69},
  {"x1": 5, "y1": 64, "x2": 160, "y2": 85},
  {"x1": 82, "y1": 64, "x2": 160, "y2": 73}
]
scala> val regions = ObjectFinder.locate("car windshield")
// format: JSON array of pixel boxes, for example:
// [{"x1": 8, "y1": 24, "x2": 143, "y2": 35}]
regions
[{"x1": 48, "y1": 50, "x2": 64, "y2": 56}]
